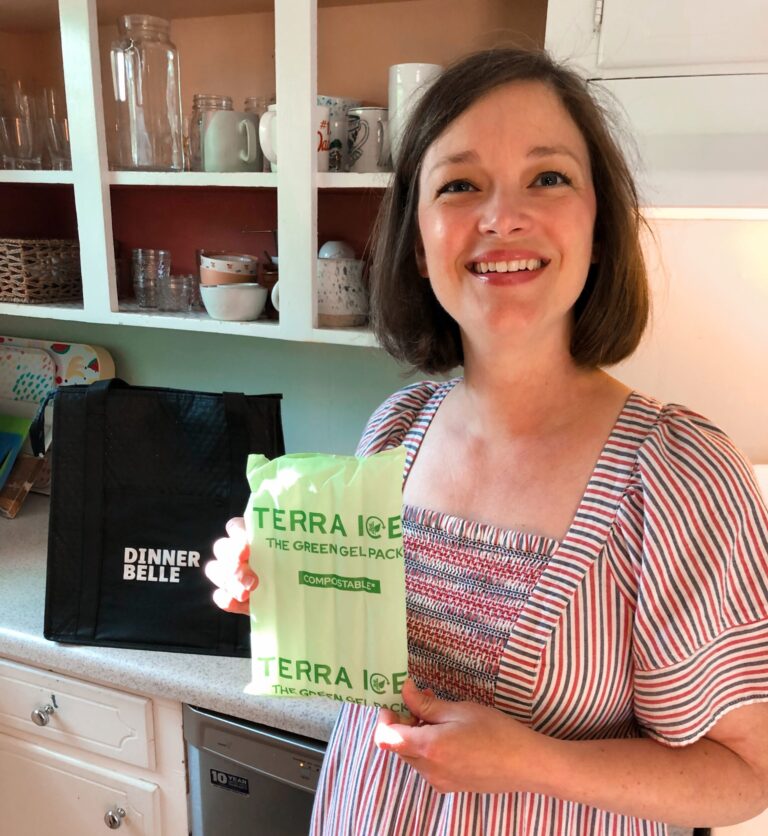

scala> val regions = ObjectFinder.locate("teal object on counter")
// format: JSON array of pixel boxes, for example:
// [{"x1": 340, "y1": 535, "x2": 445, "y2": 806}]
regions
[{"x1": 0, "y1": 415, "x2": 33, "y2": 490}]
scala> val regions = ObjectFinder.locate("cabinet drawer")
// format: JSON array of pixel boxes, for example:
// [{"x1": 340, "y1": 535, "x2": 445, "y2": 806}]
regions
[
  {"x1": 0, "y1": 659, "x2": 154, "y2": 769},
  {"x1": 0, "y1": 732, "x2": 160, "y2": 836}
]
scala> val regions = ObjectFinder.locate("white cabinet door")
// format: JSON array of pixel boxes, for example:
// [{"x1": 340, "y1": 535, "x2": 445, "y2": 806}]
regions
[
  {"x1": 593, "y1": 74, "x2": 768, "y2": 208},
  {"x1": 546, "y1": 0, "x2": 768, "y2": 78},
  {"x1": 0, "y1": 659, "x2": 154, "y2": 769},
  {"x1": 0, "y1": 732, "x2": 160, "y2": 836}
]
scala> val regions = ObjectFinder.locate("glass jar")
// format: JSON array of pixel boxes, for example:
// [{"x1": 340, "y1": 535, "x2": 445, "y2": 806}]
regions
[
  {"x1": 109, "y1": 15, "x2": 184, "y2": 171},
  {"x1": 244, "y1": 96, "x2": 270, "y2": 116},
  {"x1": 188, "y1": 94, "x2": 233, "y2": 172}
]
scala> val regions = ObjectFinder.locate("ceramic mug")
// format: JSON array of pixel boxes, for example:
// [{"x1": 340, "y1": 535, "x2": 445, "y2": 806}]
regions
[
  {"x1": 202, "y1": 110, "x2": 261, "y2": 172},
  {"x1": 388, "y1": 63, "x2": 443, "y2": 165},
  {"x1": 347, "y1": 107, "x2": 390, "y2": 173},
  {"x1": 318, "y1": 95, "x2": 360, "y2": 172},
  {"x1": 270, "y1": 258, "x2": 368, "y2": 326},
  {"x1": 258, "y1": 103, "x2": 331, "y2": 172}
]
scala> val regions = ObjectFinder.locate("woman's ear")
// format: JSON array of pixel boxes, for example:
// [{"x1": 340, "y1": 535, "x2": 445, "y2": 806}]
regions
[{"x1": 415, "y1": 232, "x2": 429, "y2": 278}]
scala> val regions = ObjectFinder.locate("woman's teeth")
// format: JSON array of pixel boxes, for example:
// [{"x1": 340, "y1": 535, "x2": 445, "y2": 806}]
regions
[{"x1": 472, "y1": 259, "x2": 544, "y2": 274}]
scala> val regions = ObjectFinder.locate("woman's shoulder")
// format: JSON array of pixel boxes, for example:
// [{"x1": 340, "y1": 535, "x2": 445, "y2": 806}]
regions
[
  {"x1": 356, "y1": 379, "x2": 455, "y2": 456},
  {"x1": 629, "y1": 392, "x2": 763, "y2": 516},
  {"x1": 637, "y1": 396, "x2": 751, "y2": 473}
]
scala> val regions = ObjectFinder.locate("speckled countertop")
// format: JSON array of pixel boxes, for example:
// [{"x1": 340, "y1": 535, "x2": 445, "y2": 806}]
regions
[{"x1": 0, "y1": 494, "x2": 340, "y2": 742}]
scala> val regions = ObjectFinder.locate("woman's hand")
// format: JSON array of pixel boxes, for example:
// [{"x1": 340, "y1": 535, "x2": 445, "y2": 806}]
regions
[
  {"x1": 374, "y1": 678, "x2": 541, "y2": 794},
  {"x1": 204, "y1": 517, "x2": 257, "y2": 615}
]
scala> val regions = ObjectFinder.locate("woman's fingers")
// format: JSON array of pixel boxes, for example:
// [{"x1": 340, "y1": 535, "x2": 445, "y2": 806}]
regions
[
  {"x1": 212, "y1": 533, "x2": 250, "y2": 567},
  {"x1": 205, "y1": 556, "x2": 257, "y2": 598},
  {"x1": 226, "y1": 516, "x2": 247, "y2": 539},
  {"x1": 212, "y1": 587, "x2": 251, "y2": 615},
  {"x1": 206, "y1": 517, "x2": 257, "y2": 614}
]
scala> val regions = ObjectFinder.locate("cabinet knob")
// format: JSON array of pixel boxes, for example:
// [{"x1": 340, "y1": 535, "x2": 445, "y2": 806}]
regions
[
  {"x1": 104, "y1": 807, "x2": 126, "y2": 829},
  {"x1": 31, "y1": 704, "x2": 55, "y2": 726}
]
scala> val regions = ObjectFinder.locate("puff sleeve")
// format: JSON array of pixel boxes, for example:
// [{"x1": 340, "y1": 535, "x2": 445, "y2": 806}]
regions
[
  {"x1": 355, "y1": 380, "x2": 443, "y2": 457},
  {"x1": 629, "y1": 403, "x2": 768, "y2": 745}
]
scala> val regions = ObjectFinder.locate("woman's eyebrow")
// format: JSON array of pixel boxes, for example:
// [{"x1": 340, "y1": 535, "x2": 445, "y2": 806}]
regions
[
  {"x1": 425, "y1": 149, "x2": 479, "y2": 176},
  {"x1": 527, "y1": 144, "x2": 583, "y2": 165}
]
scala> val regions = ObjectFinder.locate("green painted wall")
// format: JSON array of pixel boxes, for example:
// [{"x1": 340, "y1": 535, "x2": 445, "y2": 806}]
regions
[{"x1": 1, "y1": 316, "x2": 423, "y2": 454}]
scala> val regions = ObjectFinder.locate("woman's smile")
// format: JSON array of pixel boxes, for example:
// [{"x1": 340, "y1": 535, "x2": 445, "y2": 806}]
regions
[{"x1": 466, "y1": 249, "x2": 551, "y2": 285}]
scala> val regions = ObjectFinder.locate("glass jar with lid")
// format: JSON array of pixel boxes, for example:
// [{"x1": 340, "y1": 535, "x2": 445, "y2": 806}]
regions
[
  {"x1": 109, "y1": 15, "x2": 184, "y2": 171},
  {"x1": 188, "y1": 94, "x2": 233, "y2": 172}
]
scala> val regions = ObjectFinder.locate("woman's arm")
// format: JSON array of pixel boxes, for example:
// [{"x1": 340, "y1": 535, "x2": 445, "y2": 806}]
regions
[{"x1": 376, "y1": 679, "x2": 768, "y2": 827}]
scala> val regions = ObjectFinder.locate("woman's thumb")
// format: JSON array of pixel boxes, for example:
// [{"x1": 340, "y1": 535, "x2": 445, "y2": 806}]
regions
[{"x1": 401, "y1": 677, "x2": 440, "y2": 723}]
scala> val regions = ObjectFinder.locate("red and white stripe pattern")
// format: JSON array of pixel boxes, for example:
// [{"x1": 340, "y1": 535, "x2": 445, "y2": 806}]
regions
[{"x1": 311, "y1": 380, "x2": 768, "y2": 835}]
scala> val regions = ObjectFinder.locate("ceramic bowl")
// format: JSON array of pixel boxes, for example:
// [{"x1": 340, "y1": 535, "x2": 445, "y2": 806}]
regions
[
  {"x1": 199, "y1": 252, "x2": 259, "y2": 275},
  {"x1": 200, "y1": 283, "x2": 268, "y2": 321},
  {"x1": 199, "y1": 266, "x2": 255, "y2": 286}
]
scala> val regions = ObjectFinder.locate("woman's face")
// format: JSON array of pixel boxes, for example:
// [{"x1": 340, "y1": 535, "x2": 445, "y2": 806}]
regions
[{"x1": 416, "y1": 80, "x2": 597, "y2": 353}]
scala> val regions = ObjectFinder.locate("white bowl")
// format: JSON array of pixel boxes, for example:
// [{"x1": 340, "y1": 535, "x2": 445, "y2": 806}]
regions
[{"x1": 200, "y1": 283, "x2": 268, "y2": 321}]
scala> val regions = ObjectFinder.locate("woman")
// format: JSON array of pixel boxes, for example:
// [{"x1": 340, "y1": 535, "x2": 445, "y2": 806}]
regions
[{"x1": 206, "y1": 49, "x2": 768, "y2": 834}]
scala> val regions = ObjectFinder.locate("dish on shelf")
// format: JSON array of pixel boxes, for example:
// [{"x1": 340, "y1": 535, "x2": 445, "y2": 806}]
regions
[
  {"x1": 199, "y1": 251, "x2": 259, "y2": 286},
  {"x1": 200, "y1": 282, "x2": 267, "y2": 321}
]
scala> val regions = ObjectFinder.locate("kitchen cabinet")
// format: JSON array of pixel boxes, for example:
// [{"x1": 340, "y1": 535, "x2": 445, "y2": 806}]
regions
[
  {"x1": 0, "y1": 0, "x2": 545, "y2": 343},
  {"x1": 545, "y1": 0, "x2": 768, "y2": 208},
  {"x1": 0, "y1": 0, "x2": 765, "y2": 339},
  {"x1": 545, "y1": 0, "x2": 768, "y2": 78},
  {"x1": 0, "y1": 658, "x2": 187, "y2": 836}
]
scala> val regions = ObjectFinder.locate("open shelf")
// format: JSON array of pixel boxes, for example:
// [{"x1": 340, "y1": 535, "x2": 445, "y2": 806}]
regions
[
  {"x1": 108, "y1": 171, "x2": 277, "y2": 188},
  {"x1": 0, "y1": 300, "x2": 83, "y2": 319},
  {"x1": 2, "y1": 0, "x2": 548, "y2": 348},
  {"x1": 317, "y1": 172, "x2": 390, "y2": 189},
  {"x1": 0, "y1": 171, "x2": 74, "y2": 185},
  {"x1": 110, "y1": 304, "x2": 283, "y2": 336},
  {"x1": 309, "y1": 325, "x2": 377, "y2": 347}
]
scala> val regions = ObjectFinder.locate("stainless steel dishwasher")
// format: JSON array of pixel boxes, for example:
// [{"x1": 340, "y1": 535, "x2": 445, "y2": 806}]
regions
[{"x1": 183, "y1": 704, "x2": 326, "y2": 836}]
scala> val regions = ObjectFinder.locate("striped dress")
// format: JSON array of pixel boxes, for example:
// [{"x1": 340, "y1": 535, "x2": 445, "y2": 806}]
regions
[{"x1": 310, "y1": 378, "x2": 768, "y2": 836}]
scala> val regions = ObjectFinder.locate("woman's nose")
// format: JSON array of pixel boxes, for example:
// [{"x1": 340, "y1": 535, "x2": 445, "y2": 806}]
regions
[{"x1": 477, "y1": 189, "x2": 532, "y2": 236}]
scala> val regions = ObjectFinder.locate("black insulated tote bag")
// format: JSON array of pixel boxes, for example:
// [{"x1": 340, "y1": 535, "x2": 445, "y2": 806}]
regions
[{"x1": 35, "y1": 379, "x2": 285, "y2": 656}]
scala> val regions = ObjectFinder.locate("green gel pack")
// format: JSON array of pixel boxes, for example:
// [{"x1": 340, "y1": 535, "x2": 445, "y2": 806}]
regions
[{"x1": 245, "y1": 447, "x2": 408, "y2": 710}]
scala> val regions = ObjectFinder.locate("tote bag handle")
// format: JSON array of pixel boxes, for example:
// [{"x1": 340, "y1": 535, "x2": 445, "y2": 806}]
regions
[{"x1": 75, "y1": 379, "x2": 129, "y2": 638}]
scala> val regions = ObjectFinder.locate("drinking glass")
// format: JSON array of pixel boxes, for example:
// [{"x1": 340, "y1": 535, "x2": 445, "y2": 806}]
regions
[
  {"x1": 158, "y1": 273, "x2": 196, "y2": 312},
  {"x1": 132, "y1": 248, "x2": 171, "y2": 308},
  {"x1": 45, "y1": 117, "x2": 71, "y2": 170},
  {"x1": 0, "y1": 115, "x2": 42, "y2": 169}
]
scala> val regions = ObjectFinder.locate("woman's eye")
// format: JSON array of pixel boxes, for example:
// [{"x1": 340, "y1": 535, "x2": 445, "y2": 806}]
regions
[
  {"x1": 532, "y1": 170, "x2": 572, "y2": 188},
  {"x1": 437, "y1": 179, "x2": 476, "y2": 195}
]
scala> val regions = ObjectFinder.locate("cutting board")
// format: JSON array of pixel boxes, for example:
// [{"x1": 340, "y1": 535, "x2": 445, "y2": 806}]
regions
[
  {"x1": 0, "y1": 346, "x2": 57, "y2": 404},
  {"x1": 0, "y1": 337, "x2": 115, "y2": 510},
  {"x1": 0, "y1": 336, "x2": 115, "y2": 385}
]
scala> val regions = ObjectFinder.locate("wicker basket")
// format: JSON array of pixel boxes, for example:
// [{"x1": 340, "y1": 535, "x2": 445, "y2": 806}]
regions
[{"x1": 0, "y1": 238, "x2": 82, "y2": 304}]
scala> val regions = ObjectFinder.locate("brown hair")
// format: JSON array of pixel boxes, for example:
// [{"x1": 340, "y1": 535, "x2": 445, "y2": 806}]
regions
[{"x1": 369, "y1": 48, "x2": 649, "y2": 374}]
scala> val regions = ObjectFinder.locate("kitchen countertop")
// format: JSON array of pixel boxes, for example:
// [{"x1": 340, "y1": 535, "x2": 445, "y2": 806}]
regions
[{"x1": 0, "y1": 494, "x2": 340, "y2": 742}]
